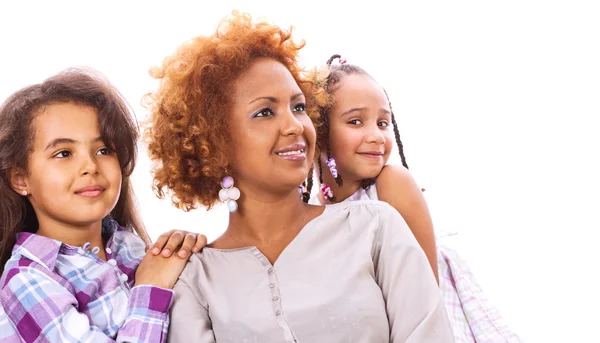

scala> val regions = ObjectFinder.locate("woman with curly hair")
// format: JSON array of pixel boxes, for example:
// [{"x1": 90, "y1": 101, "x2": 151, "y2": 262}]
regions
[{"x1": 145, "y1": 12, "x2": 454, "y2": 343}]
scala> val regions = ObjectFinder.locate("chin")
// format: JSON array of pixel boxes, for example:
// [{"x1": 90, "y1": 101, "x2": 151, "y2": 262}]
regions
[
  {"x1": 274, "y1": 165, "x2": 310, "y2": 182},
  {"x1": 357, "y1": 168, "x2": 383, "y2": 180},
  {"x1": 72, "y1": 211, "x2": 112, "y2": 227}
]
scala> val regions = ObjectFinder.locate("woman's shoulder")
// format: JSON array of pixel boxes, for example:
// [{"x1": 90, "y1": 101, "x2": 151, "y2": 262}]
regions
[
  {"x1": 317, "y1": 200, "x2": 405, "y2": 230},
  {"x1": 322, "y1": 199, "x2": 398, "y2": 215}
]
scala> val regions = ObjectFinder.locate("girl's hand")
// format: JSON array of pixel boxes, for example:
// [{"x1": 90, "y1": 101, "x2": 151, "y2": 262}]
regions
[
  {"x1": 135, "y1": 249, "x2": 188, "y2": 289},
  {"x1": 147, "y1": 230, "x2": 208, "y2": 259}
]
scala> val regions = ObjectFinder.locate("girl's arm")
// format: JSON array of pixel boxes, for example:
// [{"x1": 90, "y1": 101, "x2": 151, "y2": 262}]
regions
[
  {"x1": 376, "y1": 164, "x2": 439, "y2": 282},
  {"x1": 0, "y1": 256, "x2": 182, "y2": 343}
]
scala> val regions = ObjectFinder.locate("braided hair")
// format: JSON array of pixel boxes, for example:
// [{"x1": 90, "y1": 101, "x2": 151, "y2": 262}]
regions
[
  {"x1": 308, "y1": 54, "x2": 409, "y2": 197},
  {"x1": 300, "y1": 167, "x2": 314, "y2": 203}
]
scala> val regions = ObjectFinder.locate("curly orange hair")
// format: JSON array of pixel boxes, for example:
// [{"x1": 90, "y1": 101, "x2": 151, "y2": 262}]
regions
[{"x1": 144, "y1": 12, "x2": 312, "y2": 211}]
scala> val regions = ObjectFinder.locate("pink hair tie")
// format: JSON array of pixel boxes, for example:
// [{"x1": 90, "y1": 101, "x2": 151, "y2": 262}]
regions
[{"x1": 339, "y1": 57, "x2": 347, "y2": 64}]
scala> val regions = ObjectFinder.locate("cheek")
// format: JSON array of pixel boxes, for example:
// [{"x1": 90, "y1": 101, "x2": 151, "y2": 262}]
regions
[
  {"x1": 383, "y1": 131, "x2": 394, "y2": 158},
  {"x1": 330, "y1": 126, "x2": 361, "y2": 155},
  {"x1": 29, "y1": 160, "x2": 69, "y2": 191},
  {"x1": 233, "y1": 131, "x2": 265, "y2": 157},
  {"x1": 301, "y1": 118, "x2": 316, "y2": 151},
  {"x1": 102, "y1": 159, "x2": 123, "y2": 188},
  {"x1": 230, "y1": 129, "x2": 272, "y2": 175},
  {"x1": 384, "y1": 130, "x2": 394, "y2": 148}
]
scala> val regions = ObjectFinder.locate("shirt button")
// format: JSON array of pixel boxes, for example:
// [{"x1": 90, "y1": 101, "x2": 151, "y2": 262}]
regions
[
  {"x1": 269, "y1": 283, "x2": 275, "y2": 288},
  {"x1": 105, "y1": 247, "x2": 112, "y2": 254},
  {"x1": 275, "y1": 310, "x2": 281, "y2": 316},
  {"x1": 108, "y1": 259, "x2": 117, "y2": 266},
  {"x1": 272, "y1": 296, "x2": 279, "y2": 301},
  {"x1": 268, "y1": 267, "x2": 273, "y2": 273},
  {"x1": 120, "y1": 274, "x2": 128, "y2": 282}
]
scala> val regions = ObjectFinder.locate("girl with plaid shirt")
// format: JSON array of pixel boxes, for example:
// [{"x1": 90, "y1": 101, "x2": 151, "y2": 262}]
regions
[{"x1": 0, "y1": 69, "x2": 205, "y2": 343}]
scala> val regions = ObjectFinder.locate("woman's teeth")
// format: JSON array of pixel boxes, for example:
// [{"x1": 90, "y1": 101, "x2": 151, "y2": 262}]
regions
[{"x1": 277, "y1": 149, "x2": 303, "y2": 156}]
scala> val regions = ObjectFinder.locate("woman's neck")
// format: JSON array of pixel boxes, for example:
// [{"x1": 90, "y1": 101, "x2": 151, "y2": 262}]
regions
[{"x1": 224, "y1": 190, "x2": 319, "y2": 247}]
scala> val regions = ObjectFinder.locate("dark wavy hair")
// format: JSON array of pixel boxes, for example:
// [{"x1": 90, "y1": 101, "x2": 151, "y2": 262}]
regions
[{"x1": 0, "y1": 68, "x2": 149, "y2": 274}]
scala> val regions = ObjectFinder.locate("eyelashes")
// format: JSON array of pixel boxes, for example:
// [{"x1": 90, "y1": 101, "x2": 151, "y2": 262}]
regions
[
  {"x1": 52, "y1": 147, "x2": 115, "y2": 159},
  {"x1": 53, "y1": 150, "x2": 71, "y2": 158},
  {"x1": 253, "y1": 107, "x2": 275, "y2": 118},
  {"x1": 252, "y1": 103, "x2": 307, "y2": 118},
  {"x1": 346, "y1": 119, "x2": 389, "y2": 127},
  {"x1": 293, "y1": 103, "x2": 306, "y2": 112}
]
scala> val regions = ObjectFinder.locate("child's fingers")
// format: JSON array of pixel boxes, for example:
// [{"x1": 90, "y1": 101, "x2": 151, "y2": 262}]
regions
[
  {"x1": 177, "y1": 233, "x2": 198, "y2": 258},
  {"x1": 161, "y1": 231, "x2": 186, "y2": 257},
  {"x1": 149, "y1": 231, "x2": 174, "y2": 255},
  {"x1": 192, "y1": 234, "x2": 208, "y2": 254}
]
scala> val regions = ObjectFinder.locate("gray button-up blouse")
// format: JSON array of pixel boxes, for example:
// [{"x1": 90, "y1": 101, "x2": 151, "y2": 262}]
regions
[{"x1": 168, "y1": 200, "x2": 454, "y2": 343}]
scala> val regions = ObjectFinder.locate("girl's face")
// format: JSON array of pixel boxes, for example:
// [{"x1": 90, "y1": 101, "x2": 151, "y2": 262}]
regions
[
  {"x1": 227, "y1": 58, "x2": 316, "y2": 198},
  {"x1": 16, "y1": 102, "x2": 122, "y2": 229},
  {"x1": 325, "y1": 73, "x2": 394, "y2": 182}
]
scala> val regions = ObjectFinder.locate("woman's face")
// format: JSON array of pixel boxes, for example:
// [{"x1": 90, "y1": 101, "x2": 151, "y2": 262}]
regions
[{"x1": 227, "y1": 58, "x2": 316, "y2": 198}]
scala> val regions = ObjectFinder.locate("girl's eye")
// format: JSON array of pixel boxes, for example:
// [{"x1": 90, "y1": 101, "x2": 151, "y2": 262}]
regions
[
  {"x1": 53, "y1": 150, "x2": 71, "y2": 158},
  {"x1": 348, "y1": 119, "x2": 362, "y2": 125},
  {"x1": 254, "y1": 108, "x2": 275, "y2": 118},
  {"x1": 378, "y1": 121, "x2": 390, "y2": 127},
  {"x1": 293, "y1": 103, "x2": 306, "y2": 112},
  {"x1": 97, "y1": 147, "x2": 113, "y2": 155}
]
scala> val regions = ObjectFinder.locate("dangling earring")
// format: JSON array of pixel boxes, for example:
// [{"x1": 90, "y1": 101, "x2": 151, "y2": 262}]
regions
[{"x1": 219, "y1": 176, "x2": 240, "y2": 213}]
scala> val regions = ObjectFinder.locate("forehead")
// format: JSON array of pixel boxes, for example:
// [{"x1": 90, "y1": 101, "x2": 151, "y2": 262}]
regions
[
  {"x1": 333, "y1": 73, "x2": 389, "y2": 108},
  {"x1": 33, "y1": 102, "x2": 99, "y2": 144},
  {"x1": 230, "y1": 58, "x2": 302, "y2": 102}
]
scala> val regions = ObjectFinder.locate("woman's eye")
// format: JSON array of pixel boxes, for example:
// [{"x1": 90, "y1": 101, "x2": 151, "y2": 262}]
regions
[
  {"x1": 254, "y1": 108, "x2": 275, "y2": 117},
  {"x1": 348, "y1": 119, "x2": 362, "y2": 125},
  {"x1": 293, "y1": 103, "x2": 306, "y2": 112},
  {"x1": 378, "y1": 121, "x2": 390, "y2": 127}
]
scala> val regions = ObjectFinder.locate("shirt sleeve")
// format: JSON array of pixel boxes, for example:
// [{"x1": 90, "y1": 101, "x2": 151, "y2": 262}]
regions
[
  {"x1": 0, "y1": 265, "x2": 173, "y2": 343},
  {"x1": 168, "y1": 256, "x2": 216, "y2": 343},
  {"x1": 373, "y1": 204, "x2": 455, "y2": 343}
]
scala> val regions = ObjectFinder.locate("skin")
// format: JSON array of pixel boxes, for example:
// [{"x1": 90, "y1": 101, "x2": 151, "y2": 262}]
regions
[
  {"x1": 11, "y1": 103, "x2": 122, "y2": 260},
  {"x1": 9, "y1": 102, "x2": 191, "y2": 288},
  {"x1": 317, "y1": 73, "x2": 439, "y2": 282},
  {"x1": 209, "y1": 57, "x2": 324, "y2": 264}
]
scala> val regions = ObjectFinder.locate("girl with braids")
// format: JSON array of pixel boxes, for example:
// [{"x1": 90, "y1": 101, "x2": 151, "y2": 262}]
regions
[
  {"x1": 146, "y1": 12, "x2": 453, "y2": 343},
  {"x1": 306, "y1": 54, "x2": 438, "y2": 280},
  {"x1": 306, "y1": 55, "x2": 521, "y2": 343},
  {"x1": 0, "y1": 68, "x2": 207, "y2": 343}
]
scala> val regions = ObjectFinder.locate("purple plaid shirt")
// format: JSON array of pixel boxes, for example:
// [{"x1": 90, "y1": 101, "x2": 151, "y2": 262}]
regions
[{"x1": 0, "y1": 219, "x2": 174, "y2": 343}]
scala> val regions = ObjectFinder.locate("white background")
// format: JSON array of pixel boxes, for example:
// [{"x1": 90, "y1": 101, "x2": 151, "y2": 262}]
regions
[{"x1": 1, "y1": 1, "x2": 599, "y2": 341}]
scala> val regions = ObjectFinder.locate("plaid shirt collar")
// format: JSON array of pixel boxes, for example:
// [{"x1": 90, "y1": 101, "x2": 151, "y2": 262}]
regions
[{"x1": 12, "y1": 218, "x2": 127, "y2": 271}]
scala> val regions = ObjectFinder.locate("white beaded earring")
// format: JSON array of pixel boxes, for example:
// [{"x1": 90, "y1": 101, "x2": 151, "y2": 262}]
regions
[{"x1": 219, "y1": 176, "x2": 240, "y2": 213}]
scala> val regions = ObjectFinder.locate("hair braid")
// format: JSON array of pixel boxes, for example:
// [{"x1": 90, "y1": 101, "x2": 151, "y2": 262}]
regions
[{"x1": 383, "y1": 89, "x2": 409, "y2": 169}]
